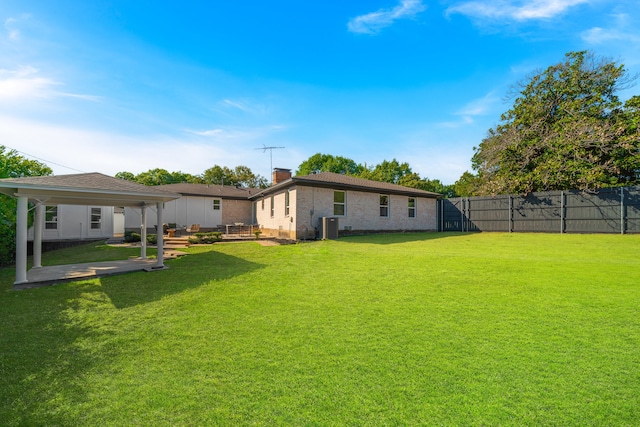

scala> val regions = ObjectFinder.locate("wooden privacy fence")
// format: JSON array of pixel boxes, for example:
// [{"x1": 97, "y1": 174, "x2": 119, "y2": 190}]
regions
[{"x1": 439, "y1": 186, "x2": 640, "y2": 234}]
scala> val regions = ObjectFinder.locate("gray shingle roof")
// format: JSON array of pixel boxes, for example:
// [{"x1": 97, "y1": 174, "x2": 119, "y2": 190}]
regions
[
  {"x1": 0, "y1": 172, "x2": 180, "y2": 206},
  {"x1": 0, "y1": 172, "x2": 176, "y2": 195},
  {"x1": 155, "y1": 183, "x2": 259, "y2": 199},
  {"x1": 251, "y1": 172, "x2": 441, "y2": 198}
]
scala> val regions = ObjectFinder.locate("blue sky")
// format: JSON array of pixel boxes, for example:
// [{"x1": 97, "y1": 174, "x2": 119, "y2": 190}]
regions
[{"x1": 1, "y1": 0, "x2": 639, "y2": 184}]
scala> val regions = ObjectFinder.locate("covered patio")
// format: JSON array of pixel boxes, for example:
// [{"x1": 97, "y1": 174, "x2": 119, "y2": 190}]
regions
[{"x1": 0, "y1": 173, "x2": 181, "y2": 288}]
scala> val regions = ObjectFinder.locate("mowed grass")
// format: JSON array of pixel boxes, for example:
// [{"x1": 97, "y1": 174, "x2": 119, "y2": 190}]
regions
[{"x1": 1, "y1": 232, "x2": 639, "y2": 426}]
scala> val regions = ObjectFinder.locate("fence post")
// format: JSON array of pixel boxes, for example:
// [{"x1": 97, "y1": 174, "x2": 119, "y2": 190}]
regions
[
  {"x1": 508, "y1": 196, "x2": 513, "y2": 233},
  {"x1": 465, "y1": 198, "x2": 469, "y2": 232},
  {"x1": 621, "y1": 187, "x2": 625, "y2": 235},
  {"x1": 560, "y1": 191, "x2": 565, "y2": 234}
]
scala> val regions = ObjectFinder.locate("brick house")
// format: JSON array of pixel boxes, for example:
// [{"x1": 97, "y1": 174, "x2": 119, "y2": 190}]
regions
[{"x1": 250, "y1": 170, "x2": 441, "y2": 240}]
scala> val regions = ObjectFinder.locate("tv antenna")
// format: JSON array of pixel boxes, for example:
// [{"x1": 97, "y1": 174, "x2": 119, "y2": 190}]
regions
[{"x1": 254, "y1": 145, "x2": 285, "y2": 180}]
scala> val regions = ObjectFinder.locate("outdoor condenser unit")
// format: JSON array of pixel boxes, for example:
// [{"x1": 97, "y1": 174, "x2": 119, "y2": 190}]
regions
[{"x1": 319, "y1": 217, "x2": 339, "y2": 240}]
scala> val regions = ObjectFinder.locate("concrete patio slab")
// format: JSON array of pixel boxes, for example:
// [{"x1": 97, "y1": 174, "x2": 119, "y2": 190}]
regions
[{"x1": 14, "y1": 251, "x2": 187, "y2": 290}]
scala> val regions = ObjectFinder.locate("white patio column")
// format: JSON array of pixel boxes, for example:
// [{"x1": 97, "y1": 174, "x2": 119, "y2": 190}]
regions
[
  {"x1": 140, "y1": 206, "x2": 147, "y2": 259},
  {"x1": 14, "y1": 196, "x2": 28, "y2": 284},
  {"x1": 33, "y1": 204, "x2": 44, "y2": 268},
  {"x1": 155, "y1": 202, "x2": 164, "y2": 268}
]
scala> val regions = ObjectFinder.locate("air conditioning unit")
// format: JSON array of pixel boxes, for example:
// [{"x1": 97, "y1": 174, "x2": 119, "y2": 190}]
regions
[{"x1": 319, "y1": 217, "x2": 339, "y2": 239}]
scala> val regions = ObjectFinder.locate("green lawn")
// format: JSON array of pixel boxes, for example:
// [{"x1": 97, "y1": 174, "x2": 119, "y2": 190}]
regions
[{"x1": 1, "y1": 233, "x2": 639, "y2": 426}]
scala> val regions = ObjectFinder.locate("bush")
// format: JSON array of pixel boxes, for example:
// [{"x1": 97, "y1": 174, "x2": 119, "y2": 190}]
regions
[
  {"x1": 123, "y1": 232, "x2": 157, "y2": 245},
  {"x1": 123, "y1": 231, "x2": 141, "y2": 243},
  {"x1": 0, "y1": 217, "x2": 15, "y2": 266},
  {"x1": 188, "y1": 232, "x2": 222, "y2": 244}
]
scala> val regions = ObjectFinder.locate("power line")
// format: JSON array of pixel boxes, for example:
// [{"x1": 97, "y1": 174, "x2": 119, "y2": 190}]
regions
[{"x1": 4, "y1": 145, "x2": 87, "y2": 174}]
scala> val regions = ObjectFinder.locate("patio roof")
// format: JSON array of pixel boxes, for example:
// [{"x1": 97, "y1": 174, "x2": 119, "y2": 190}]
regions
[
  {"x1": 0, "y1": 172, "x2": 180, "y2": 206},
  {"x1": 0, "y1": 172, "x2": 181, "y2": 287}
]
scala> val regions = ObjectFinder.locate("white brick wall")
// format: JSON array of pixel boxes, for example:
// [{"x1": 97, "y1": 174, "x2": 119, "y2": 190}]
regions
[
  {"x1": 255, "y1": 188, "x2": 298, "y2": 239},
  {"x1": 256, "y1": 185, "x2": 438, "y2": 239}
]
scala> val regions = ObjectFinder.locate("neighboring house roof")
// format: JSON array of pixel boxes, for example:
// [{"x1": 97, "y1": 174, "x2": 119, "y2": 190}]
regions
[
  {"x1": 0, "y1": 172, "x2": 181, "y2": 207},
  {"x1": 249, "y1": 172, "x2": 441, "y2": 199},
  {"x1": 155, "y1": 183, "x2": 259, "y2": 200}
]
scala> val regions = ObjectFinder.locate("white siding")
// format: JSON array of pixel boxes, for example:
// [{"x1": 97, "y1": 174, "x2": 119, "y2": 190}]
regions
[
  {"x1": 28, "y1": 205, "x2": 115, "y2": 241},
  {"x1": 125, "y1": 196, "x2": 223, "y2": 230}
]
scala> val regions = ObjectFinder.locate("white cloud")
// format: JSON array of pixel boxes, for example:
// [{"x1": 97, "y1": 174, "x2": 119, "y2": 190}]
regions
[
  {"x1": 0, "y1": 66, "x2": 101, "y2": 102},
  {"x1": 438, "y1": 91, "x2": 500, "y2": 128},
  {"x1": 348, "y1": 0, "x2": 426, "y2": 34},
  {"x1": 447, "y1": 0, "x2": 588, "y2": 21},
  {"x1": 186, "y1": 125, "x2": 284, "y2": 141},
  {"x1": 188, "y1": 128, "x2": 225, "y2": 137},
  {"x1": 0, "y1": 115, "x2": 273, "y2": 177},
  {"x1": 0, "y1": 66, "x2": 57, "y2": 98},
  {"x1": 582, "y1": 14, "x2": 640, "y2": 44},
  {"x1": 3, "y1": 15, "x2": 30, "y2": 41},
  {"x1": 457, "y1": 91, "x2": 500, "y2": 116},
  {"x1": 221, "y1": 99, "x2": 252, "y2": 112}
]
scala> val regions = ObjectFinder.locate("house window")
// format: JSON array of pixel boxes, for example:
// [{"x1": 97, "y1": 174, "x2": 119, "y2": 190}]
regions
[
  {"x1": 285, "y1": 191, "x2": 290, "y2": 216},
  {"x1": 261, "y1": 199, "x2": 265, "y2": 210},
  {"x1": 380, "y1": 195, "x2": 389, "y2": 217},
  {"x1": 408, "y1": 197, "x2": 416, "y2": 218},
  {"x1": 213, "y1": 199, "x2": 221, "y2": 210},
  {"x1": 45, "y1": 206, "x2": 58, "y2": 230},
  {"x1": 270, "y1": 195, "x2": 275, "y2": 218},
  {"x1": 333, "y1": 191, "x2": 345, "y2": 216},
  {"x1": 90, "y1": 207, "x2": 102, "y2": 230}
]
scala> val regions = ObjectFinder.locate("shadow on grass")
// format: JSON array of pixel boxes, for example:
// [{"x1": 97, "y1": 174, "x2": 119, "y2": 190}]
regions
[
  {"x1": 101, "y1": 248, "x2": 265, "y2": 309},
  {"x1": 0, "y1": 279, "x2": 103, "y2": 425},
  {"x1": 0, "y1": 247, "x2": 265, "y2": 424},
  {"x1": 337, "y1": 231, "x2": 477, "y2": 245}
]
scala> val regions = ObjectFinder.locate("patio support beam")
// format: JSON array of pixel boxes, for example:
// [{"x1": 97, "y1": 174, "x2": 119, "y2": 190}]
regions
[
  {"x1": 141, "y1": 206, "x2": 147, "y2": 259},
  {"x1": 155, "y1": 202, "x2": 164, "y2": 268},
  {"x1": 33, "y1": 204, "x2": 44, "y2": 268},
  {"x1": 14, "y1": 196, "x2": 28, "y2": 284}
]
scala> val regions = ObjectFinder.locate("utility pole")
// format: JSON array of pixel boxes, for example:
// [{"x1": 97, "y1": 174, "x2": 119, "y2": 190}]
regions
[{"x1": 255, "y1": 145, "x2": 285, "y2": 183}]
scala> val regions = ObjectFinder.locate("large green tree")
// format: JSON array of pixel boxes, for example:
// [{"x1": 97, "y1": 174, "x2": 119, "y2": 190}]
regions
[
  {"x1": 360, "y1": 158, "x2": 414, "y2": 184},
  {"x1": 116, "y1": 165, "x2": 267, "y2": 188},
  {"x1": 296, "y1": 153, "x2": 365, "y2": 176},
  {"x1": 296, "y1": 153, "x2": 455, "y2": 196},
  {"x1": 202, "y1": 165, "x2": 267, "y2": 188},
  {"x1": 471, "y1": 51, "x2": 640, "y2": 195},
  {"x1": 0, "y1": 146, "x2": 52, "y2": 265},
  {"x1": 133, "y1": 168, "x2": 198, "y2": 186}
]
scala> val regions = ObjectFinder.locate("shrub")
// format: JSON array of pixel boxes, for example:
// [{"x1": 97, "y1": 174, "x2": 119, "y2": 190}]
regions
[
  {"x1": 188, "y1": 232, "x2": 222, "y2": 244},
  {"x1": 123, "y1": 231, "x2": 141, "y2": 243}
]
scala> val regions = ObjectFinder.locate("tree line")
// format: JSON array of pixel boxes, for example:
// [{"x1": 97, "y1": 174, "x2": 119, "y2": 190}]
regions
[
  {"x1": 295, "y1": 154, "x2": 456, "y2": 196},
  {"x1": 115, "y1": 165, "x2": 270, "y2": 188},
  {"x1": 113, "y1": 155, "x2": 456, "y2": 196}
]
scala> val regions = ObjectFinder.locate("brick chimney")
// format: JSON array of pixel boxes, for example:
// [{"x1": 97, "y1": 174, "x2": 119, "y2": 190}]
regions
[{"x1": 272, "y1": 168, "x2": 292, "y2": 184}]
